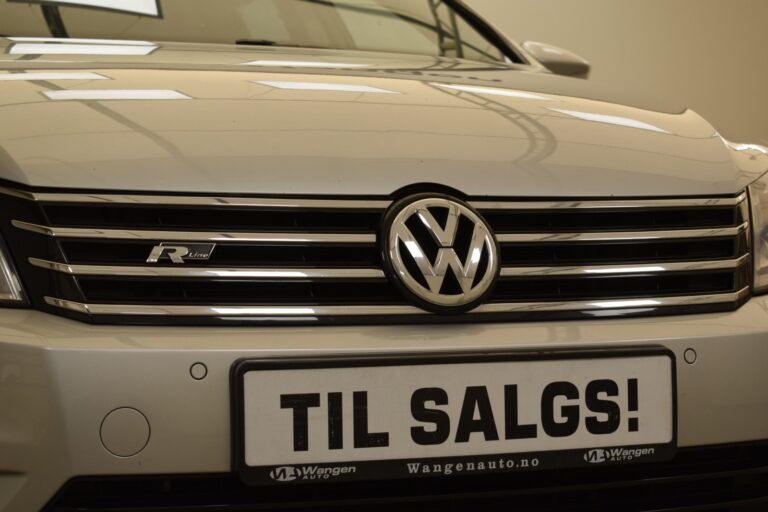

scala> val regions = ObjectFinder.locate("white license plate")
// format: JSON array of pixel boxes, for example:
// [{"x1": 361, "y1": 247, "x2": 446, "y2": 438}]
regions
[{"x1": 232, "y1": 350, "x2": 676, "y2": 485}]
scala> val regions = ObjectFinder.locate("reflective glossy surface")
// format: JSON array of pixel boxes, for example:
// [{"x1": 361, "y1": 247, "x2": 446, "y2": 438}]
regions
[
  {"x1": 386, "y1": 196, "x2": 498, "y2": 309},
  {"x1": 0, "y1": 12, "x2": 767, "y2": 512},
  {"x1": 495, "y1": 223, "x2": 749, "y2": 243},
  {"x1": 8, "y1": 190, "x2": 749, "y2": 322},
  {"x1": 11, "y1": 220, "x2": 377, "y2": 244},
  {"x1": 44, "y1": 288, "x2": 749, "y2": 317},
  {"x1": 29, "y1": 258, "x2": 387, "y2": 279},
  {"x1": 1, "y1": 39, "x2": 766, "y2": 197},
  {"x1": 499, "y1": 255, "x2": 749, "y2": 277},
  {"x1": 522, "y1": 40, "x2": 590, "y2": 78},
  {"x1": 0, "y1": 184, "x2": 747, "y2": 208},
  {"x1": 3, "y1": 299, "x2": 768, "y2": 510}
]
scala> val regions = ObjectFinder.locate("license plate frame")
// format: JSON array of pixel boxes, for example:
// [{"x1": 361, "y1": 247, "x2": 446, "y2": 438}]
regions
[{"x1": 231, "y1": 347, "x2": 677, "y2": 486}]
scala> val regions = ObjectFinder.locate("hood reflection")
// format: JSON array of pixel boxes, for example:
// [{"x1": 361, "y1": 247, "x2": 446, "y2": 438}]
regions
[
  {"x1": 550, "y1": 108, "x2": 670, "y2": 134},
  {"x1": 256, "y1": 80, "x2": 398, "y2": 94},
  {"x1": 43, "y1": 89, "x2": 190, "y2": 101}
]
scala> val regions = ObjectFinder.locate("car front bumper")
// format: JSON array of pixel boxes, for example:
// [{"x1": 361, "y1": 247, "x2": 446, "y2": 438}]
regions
[{"x1": 2, "y1": 299, "x2": 768, "y2": 511}]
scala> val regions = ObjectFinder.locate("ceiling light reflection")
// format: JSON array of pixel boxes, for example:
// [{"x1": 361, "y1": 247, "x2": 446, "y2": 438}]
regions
[
  {"x1": 220, "y1": 316, "x2": 318, "y2": 322},
  {"x1": 212, "y1": 306, "x2": 317, "y2": 316},
  {"x1": 0, "y1": 60, "x2": 82, "y2": 63},
  {"x1": 729, "y1": 143, "x2": 768, "y2": 154},
  {"x1": 585, "y1": 266, "x2": 665, "y2": 274},
  {"x1": 432, "y1": 83, "x2": 552, "y2": 101},
  {"x1": 8, "y1": 37, "x2": 155, "y2": 46},
  {"x1": 0, "y1": 72, "x2": 108, "y2": 81},
  {"x1": 404, "y1": 241, "x2": 426, "y2": 259},
  {"x1": 243, "y1": 60, "x2": 370, "y2": 68},
  {"x1": 550, "y1": 108, "x2": 670, "y2": 134},
  {"x1": 16, "y1": 0, "x2": 159, "y2": 16},
  {"x1": 10, "y1": 43, "x2": 157, "y2": 56},
  {"x1": 43, "y1": 89, "x2": 190, "y2": 101},
  {"x1": 257, "y1": 80, "x2": 397, "y2": 94},
  {"x1": 590, "y1": 299, "x2": 662, "y2": 309},
  {"x1": 586, "y1": 308, "x2": 656, "y2": 317}
]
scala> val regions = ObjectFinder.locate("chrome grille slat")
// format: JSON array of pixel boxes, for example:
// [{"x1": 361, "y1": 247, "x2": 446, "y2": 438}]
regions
[
  {"x1": 12, "y1": 222, "x2": 748, "y2": 244},
  {"x1": 473, "y1": 192, "x2": 748, "y2": 210},
  {"x1": 29, "y1": 258, "x2": 386, "y2": 279},
  {"x1": 0, "y1": 184, "x2": 746, "y2": 209},
  {"x1": 30, "y1": 256, "x2": 748, "y2": 279},
  {"x1": 499, "y1": 255, "x2": 749, "y2": 277},
  {"x1": 0, "y1": 186, "x2": 390, "y2": 209},
  {"x1": 1, "y1": 187, "x2": 750, "y2": 323},
  {"x1": 12, "y1": 221, "x2": 377, "y2": 244},
  {"x1": 496, "y1": 223, "x2": 748, "y2": 243},
  {"x1": 44, "y1": 288, "x2": 750, "y2": 317}
]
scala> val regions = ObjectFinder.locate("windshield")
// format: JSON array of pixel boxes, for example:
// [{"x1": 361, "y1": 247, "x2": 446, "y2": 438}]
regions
[{"x1": 0, "y1": 0, "x2": 510, "y2": 64}]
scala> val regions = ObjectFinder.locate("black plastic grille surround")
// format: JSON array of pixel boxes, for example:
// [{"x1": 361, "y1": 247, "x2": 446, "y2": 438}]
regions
[
  {"x1": 0, "y1": 185, "x2": 752, "y2": 325},
  {"x1": 44, "y1": 442, "x2": 768, "y2": 512}
]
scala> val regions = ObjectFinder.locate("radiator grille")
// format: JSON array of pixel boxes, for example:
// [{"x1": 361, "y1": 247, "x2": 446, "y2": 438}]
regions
[{"x1": 0, "y1": 185, "x2": 751, "y2": 325}]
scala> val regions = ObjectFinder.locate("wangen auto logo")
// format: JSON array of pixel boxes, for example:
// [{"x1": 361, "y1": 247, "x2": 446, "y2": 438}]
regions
[
  {"x1": 269, "y1": 466, "x2": 298, "y2": 482},
  {"x1": 383, "y1": 194, "x2": 499, "y2": 314},
  {"x1": 584, "y1": 447, "x2": 657, "y2": 464},
  {"x1": 584, "y1": 449, "x2": 608, "y2": 464},
  {"x1": 269, "y1": 465, "x2": 357, "y2": 482}
]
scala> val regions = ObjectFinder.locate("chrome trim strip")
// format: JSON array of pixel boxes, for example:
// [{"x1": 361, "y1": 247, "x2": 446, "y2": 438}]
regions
[
  {"x1": 477, "y1": 288, "x2": 750, "y2": 314},
  {"x1": 29, "y1": 258, "x2": 386, "y2": 279},
  {"x1": 14, "y1": 220, "x2": 747, "y2": 245},
  {"x1": 0, "y1": 184, "x2": 745, "y2": 210},
  {"x1": 0, "y1": 186, "x2": 389, "y2": 209},
  {"x1": 740, "y1": 198, "x2": 752, "y2": 251},
  {"x1": 43, "y1": 298, "x2": 423, "y2": 317},
  {"x1": 45, "y1": 288, "x2": 749, "y2": 317},
  {"x1": 31, "y1": 256, "x2": 746, "y2": 280},
  {"x1": 12, "y1": 221, "x2": 377, "y2": 244},
  {"x1": 474, "y1": 192, "x2": 748, "y2": 210},
  {"x1": 500, "y1": 256, "x2": 749, "y2": 277},
  {"x1": 496, "y1": 223, "x2": 749, "y2": 243},
  {"x1": 0, "y1": 186, "x2": 36, "y2": 201}
]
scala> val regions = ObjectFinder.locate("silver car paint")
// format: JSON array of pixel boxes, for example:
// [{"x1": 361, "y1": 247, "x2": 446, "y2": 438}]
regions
[
  {"x1": 1, "y1": 39, "x2": 766, "y2": 197},
  {"x1": 1, "y1": 35, "x2": 768, "y2": 512},
  {"x1": 2, "y1": 301, "x2": 768, "y2": 510}
]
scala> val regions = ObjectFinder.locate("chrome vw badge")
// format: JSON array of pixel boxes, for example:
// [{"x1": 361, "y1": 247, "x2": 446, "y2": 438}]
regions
[{"x1": 383, "y1": 194, "x2": 500, "y2": 314}]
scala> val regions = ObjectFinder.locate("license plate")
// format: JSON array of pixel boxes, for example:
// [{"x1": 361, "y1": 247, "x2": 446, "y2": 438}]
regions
[{"x1": 232, "y1": 349, "x2": 676, "y2": 485}]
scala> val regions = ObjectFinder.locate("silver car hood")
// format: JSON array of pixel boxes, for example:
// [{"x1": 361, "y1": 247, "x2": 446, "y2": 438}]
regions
[{"x1": 0, "y1": 40, "x2": 760, "y2": 197}]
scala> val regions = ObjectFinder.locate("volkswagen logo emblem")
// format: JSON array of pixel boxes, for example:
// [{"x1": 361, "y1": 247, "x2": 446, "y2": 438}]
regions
[{"x1": 382, "y1": 194, "x2": 500, "y2": 314}]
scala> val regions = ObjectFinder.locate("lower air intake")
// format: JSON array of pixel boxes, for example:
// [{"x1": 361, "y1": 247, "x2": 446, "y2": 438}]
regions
[{"x1": 44, "y1": 442, "x2": 768, "y2": 512}]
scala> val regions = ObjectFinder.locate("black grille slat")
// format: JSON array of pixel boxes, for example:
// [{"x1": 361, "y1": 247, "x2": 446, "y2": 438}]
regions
[
  {"x1": 499, "y1": 238, "x2": 741, "y2": 266},
  {"x1": 78, "y1": 278, "x2": 402, "y2": 305},
  {"x1": 43, "y1": 204, "x2": 383, "y2": 232},
  {"x1": 483, "y1": 206, "x2": 740, "y2": 233},
  {"x1": 0, "y1": 186, "x2": 751, "y2": 325},
  {"x1": 59, "y1": 241, "x2": 383, "y2": 267},
  {"x1": 75, "y1": 272, "x2": 740, "y2": 305},
  {"x1": 58, "y1": 239, "x2": 742, "y2": 268},
  {"x1": 492, "y1": 272, "x2": 738, "y2": 302}
]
